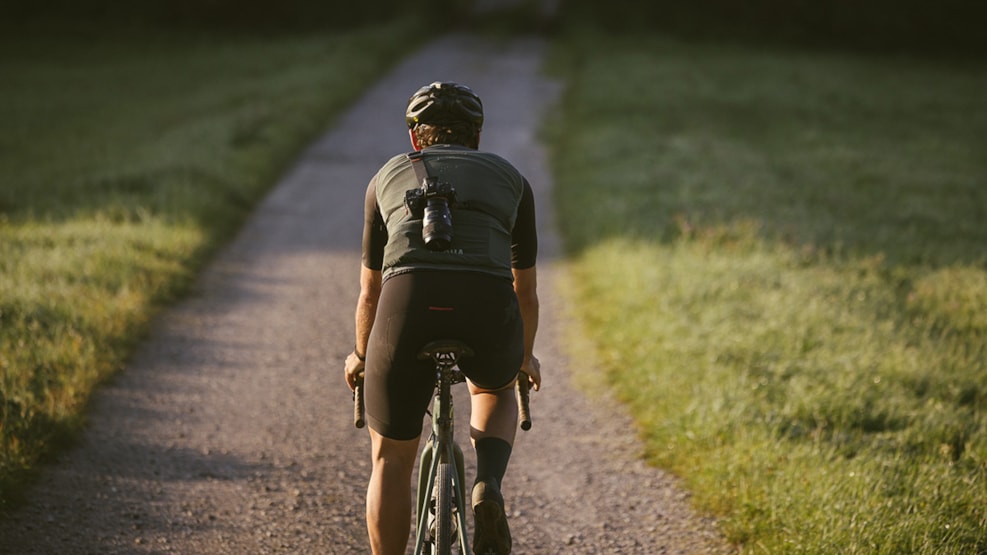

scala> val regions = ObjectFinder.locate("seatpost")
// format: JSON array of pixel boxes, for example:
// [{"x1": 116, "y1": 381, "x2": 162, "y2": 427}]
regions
[{"x1": 435, "y1": 360, "x2": 456, "y2": 463}]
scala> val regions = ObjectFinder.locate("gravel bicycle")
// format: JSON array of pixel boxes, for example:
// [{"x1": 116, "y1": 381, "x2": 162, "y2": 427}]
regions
[{"x1": 354, "y1": 339, "x2": 531, "y2": 554}]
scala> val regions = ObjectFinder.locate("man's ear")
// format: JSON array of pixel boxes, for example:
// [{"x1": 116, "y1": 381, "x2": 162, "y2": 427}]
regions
[{"x1": 409, "y1": 128, "x2": 421, "y2": 151}]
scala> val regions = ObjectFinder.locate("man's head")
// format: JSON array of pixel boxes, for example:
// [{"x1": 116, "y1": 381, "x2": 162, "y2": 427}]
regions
[{"x1": 406, "y1": 81, "x2": 483, "y2": 149}]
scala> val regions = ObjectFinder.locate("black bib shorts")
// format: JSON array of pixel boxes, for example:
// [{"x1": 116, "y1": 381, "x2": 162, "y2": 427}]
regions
[{"x1": 364, "y1": 270, "x2": 523, "y2": 440}]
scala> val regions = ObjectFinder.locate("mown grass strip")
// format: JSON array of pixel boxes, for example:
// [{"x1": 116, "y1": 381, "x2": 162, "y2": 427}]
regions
[
  {"x1": 546, "y1": 30, "x2": 987, "y2": 553},
  {"x1": 0, "y1": 19, "x2": 421, "y2": 506}
]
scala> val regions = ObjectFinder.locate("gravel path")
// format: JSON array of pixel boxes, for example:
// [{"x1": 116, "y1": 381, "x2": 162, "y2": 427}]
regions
[{"x1": 0, "y1": 34, "x2": 730, "y2": 554}]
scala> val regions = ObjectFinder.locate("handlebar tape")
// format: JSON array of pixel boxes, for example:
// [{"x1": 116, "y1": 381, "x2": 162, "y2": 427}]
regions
[
  {"x1": 517, "y1": 377, "x2": 531, "y2": 431},
  {"x1": 354, "y1": 377, "x2": 366, "y2": 429}
]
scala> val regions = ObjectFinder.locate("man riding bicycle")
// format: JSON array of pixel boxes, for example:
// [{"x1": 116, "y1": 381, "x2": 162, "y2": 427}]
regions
[{"x1": 343, "y1": 81, "x2": 542, "y2": 555}]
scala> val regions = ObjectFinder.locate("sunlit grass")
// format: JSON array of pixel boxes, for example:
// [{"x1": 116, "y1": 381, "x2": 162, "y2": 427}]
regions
[
  {"x1": 547, "y1": 31, "x2": 987, "y2": 553},
  {"x1": 1, "y1": 216, "x2": 202, "y2": 452},
  {"x1": 0, "y1": 20, "x2": 421, "y2": 504}
]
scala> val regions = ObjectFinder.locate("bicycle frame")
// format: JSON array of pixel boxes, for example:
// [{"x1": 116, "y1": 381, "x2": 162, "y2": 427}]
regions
[{"x1": 414, "y1": 353, "x2": 470, "y2": 554}]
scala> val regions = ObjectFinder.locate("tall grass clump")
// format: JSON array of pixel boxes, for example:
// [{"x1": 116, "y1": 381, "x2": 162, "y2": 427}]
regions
[
  {"x1": 0, "y1": 13, "x2": 425, "y2": 507},
  {"x1": 546, "y1": 26, "x2": 986, "y2": 554}
]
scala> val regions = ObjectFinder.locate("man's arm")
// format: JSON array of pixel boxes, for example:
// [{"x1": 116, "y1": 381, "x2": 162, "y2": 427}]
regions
[
  {"x1": 345, "y1": 266, "x2": 382, "y2": 390},
  {"x1": 355, "y1": 266, "x2": 382, "y2": 355},
  {"x1": 345, "y1": 174, "x2": 385, "y2": 391},
  {"x1": 513, "y1": 266, "x2": 541, "y2": 390}
]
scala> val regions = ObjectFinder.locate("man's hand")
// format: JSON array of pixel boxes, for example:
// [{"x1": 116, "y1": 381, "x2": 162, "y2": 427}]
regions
[
  {"x1": 520, "y1": 354, "x2": 542, "y2": 391},
  {"x1": 344, "y1": 352, "x2": 365, "y2": 391}
]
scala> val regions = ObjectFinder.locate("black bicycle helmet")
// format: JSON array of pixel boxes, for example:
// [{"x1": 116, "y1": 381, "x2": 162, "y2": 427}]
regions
[{"x1": 405, "y1": 81, "x2": 483, "y2": 129}]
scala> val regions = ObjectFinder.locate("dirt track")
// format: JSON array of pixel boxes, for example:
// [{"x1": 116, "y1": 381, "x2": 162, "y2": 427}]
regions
[{"x1": 0, "y1": 34, "x2": 729, "y2": 554}]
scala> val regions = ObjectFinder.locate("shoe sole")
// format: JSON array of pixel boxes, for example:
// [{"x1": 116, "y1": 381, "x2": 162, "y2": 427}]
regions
[{"x1": 473, "y1": 498, "x2": 511, "y2": 555}]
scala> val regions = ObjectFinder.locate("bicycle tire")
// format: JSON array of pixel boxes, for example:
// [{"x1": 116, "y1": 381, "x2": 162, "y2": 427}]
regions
[{"x1": 435, "y1": 461, "x2": 454, "y2": 554}]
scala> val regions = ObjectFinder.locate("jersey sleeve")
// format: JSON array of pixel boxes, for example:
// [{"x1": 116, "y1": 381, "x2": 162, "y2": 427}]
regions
[
  {"x1": 362, "y1": 175, "x2": 387, "y2": 271},
  {"x1": 511, "y1": 178, "x2": 537, "y2": 270}
]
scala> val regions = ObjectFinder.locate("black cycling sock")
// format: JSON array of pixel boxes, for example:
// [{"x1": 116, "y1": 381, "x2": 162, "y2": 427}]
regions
[{"x1": 474, "y1": 437, "x2": 512, "y2": 488}]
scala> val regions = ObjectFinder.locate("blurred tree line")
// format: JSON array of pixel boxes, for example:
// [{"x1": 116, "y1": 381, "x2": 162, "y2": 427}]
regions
[
  {"x1": 1, "y1": 0, "x2": 476, "y2": 31},
  {"x1": 2, "y1": 0, "x2": 981, "y2": 58},
  {"x1": 560, "y1": 0, "x2": 986, "y2": 57},
  {"x1": 8, "y1": 0, "x2": 980, "y2": 57}
]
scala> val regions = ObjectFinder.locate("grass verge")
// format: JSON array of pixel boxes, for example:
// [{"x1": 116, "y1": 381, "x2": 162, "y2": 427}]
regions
[
  {"x1": 546, "y1": 30, "x2": 987, "y2": 553},
  {"x1": 0, "y1": 19, "x2": 421, "y2": 508}
]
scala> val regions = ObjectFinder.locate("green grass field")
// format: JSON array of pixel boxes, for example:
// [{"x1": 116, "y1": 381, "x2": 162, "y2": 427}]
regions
[
  {"x1": 0, "y1": 18, "x2": 422, "y2": 506},
  {"x1": 546, "y1": 29, "x2": 986, "y2": 553}
]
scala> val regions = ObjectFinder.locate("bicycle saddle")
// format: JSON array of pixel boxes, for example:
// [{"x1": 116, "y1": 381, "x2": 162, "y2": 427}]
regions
[{"x1": 417, "y1": 340, "x2": 474, "y2": 360}]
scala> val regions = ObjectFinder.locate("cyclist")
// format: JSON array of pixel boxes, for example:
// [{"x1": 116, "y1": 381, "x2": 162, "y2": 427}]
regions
[{"x1": 343, "y1": 81, "x2": 542, "y2": 555}]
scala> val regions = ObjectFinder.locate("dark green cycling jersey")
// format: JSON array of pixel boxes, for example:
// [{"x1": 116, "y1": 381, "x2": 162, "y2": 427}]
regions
[{"x1": 362, "y1": 144, "x2": 537, "y2": 281}]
